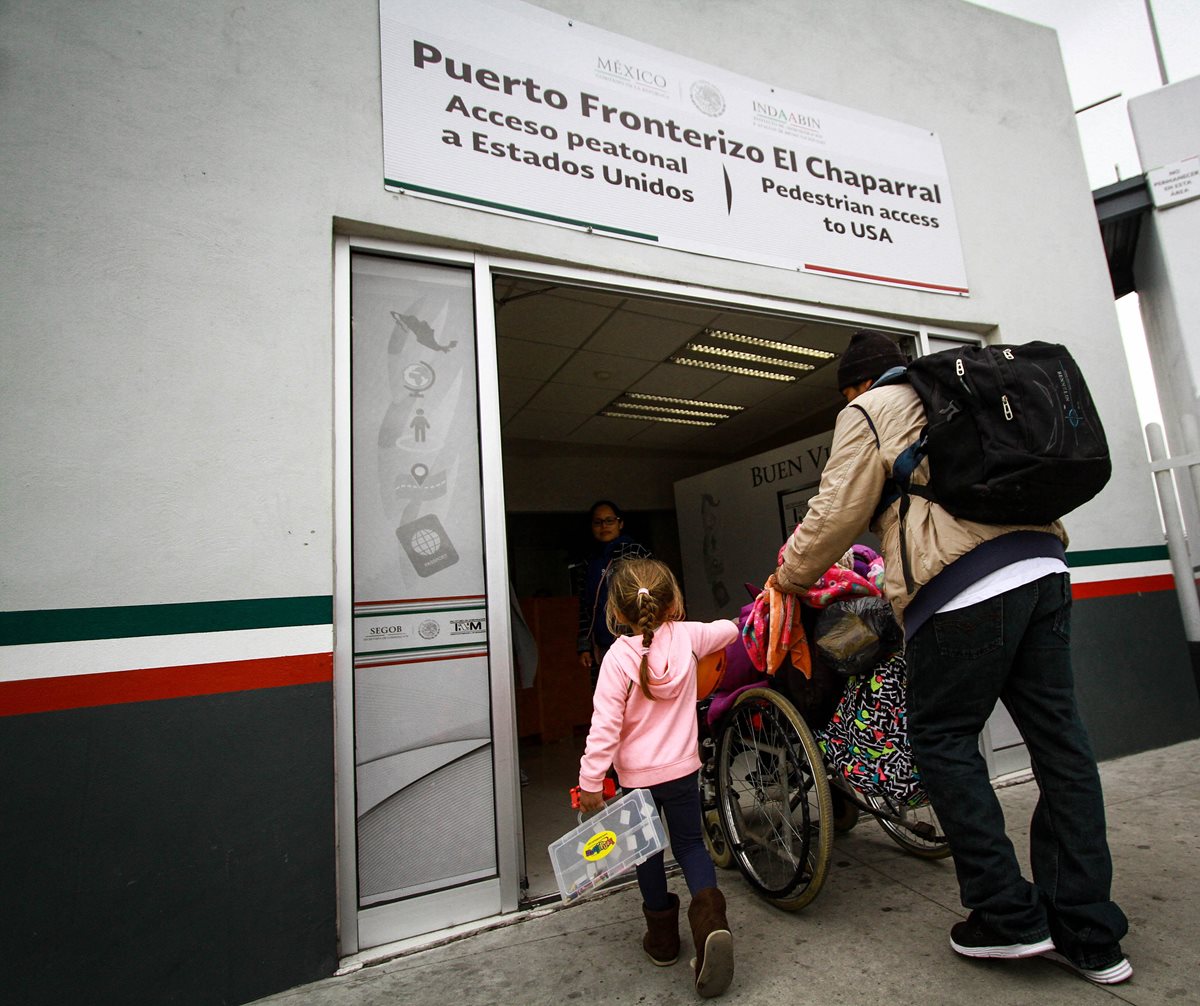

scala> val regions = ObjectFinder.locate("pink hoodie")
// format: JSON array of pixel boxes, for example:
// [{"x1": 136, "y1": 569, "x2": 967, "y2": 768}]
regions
[{"x1": 578, "y1": 619, "x2": 740, "y2": 791}]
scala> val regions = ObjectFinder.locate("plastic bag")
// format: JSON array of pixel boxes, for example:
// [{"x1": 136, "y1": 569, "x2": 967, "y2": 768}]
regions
[{"x1": 812, "y1": 596, "x2": 901, "y2": 677}]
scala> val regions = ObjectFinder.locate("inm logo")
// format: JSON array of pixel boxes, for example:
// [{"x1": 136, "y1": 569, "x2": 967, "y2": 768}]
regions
[{"x1": 451, "y1": 618, "x2": 485, "y2": 634}]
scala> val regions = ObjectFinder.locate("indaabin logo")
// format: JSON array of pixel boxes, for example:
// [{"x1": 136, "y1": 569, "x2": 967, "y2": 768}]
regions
[
  {"x1": 690, "y1": 80, "x2": 725, "y2": 117},
  {"x1": 451, "y1": 618, "x2": 485, "y2": 635},
  {"x1": 751, "y1": 99, "x2": 824, "y2": 141}
]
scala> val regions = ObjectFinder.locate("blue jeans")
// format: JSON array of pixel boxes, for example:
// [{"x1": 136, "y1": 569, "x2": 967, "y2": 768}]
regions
[
  {"x1": 635, "y1": 771, "x2": 716, "y2": 911},
  {"x1": 906, "y1": 573, "x2": 1128, "y2": 968}
]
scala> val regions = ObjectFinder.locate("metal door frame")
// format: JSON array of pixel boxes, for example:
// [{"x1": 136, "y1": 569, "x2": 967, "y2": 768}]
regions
[{"x1": 334, "y1": 237, "x2": 994, "y2": 959}]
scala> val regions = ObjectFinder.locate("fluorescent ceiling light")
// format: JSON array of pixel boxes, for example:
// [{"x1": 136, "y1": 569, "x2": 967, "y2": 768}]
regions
[
  {"x1": 601, "y1": 390, "x2": 741, "y2": 426},
  {"x1": 600, "y1": 410, "x2": 716, "y2": 427},
  {"x1": 706, "y1": 328, "x2": 836, "y2": 360},
  {"x1": 611, "y1": 401, "x2": 735, "y2": 420},
  {"x1": 689, "y1": 344, "x2": 815, "y2": 372},
  {"x1": 669, "y1": 355, "x2": 795, "y2": 382},
  {"x1": 625, "y1": 392, "x2": 744, "y2": 412}
]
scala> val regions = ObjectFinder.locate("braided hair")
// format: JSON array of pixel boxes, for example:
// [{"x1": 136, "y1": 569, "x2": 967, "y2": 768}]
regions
[{"x1": 604, "y1": 558, "x2": 684, "y2": 700}]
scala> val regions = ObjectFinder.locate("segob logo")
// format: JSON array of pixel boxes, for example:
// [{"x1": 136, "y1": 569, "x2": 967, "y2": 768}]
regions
[{"x1": 418, "y1": 619, "x2": 440, "y2": 640}]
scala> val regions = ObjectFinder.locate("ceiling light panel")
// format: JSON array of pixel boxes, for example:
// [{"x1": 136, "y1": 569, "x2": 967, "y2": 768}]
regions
[
  {"x1": 626, "y1": 391, "x2": 744, "y2": 412},
  {"x1": 669, "y1": 355, "x2": 796, "y2": 382},
  {"x1": 689, "y1": 343, "x2": 815, "y2": 372},
  {"x1": 600, "y1": 410, "x2": 717, "y2": 427},
  {"x1": 600, "y1": 389, "x2": 744, "y2": 426},
  {"x1": 706, "y1": 328, "x2": 836, "y2": 360},
  {"x1": 668, "y1": 326, "x2": 837, "y2": 382}
]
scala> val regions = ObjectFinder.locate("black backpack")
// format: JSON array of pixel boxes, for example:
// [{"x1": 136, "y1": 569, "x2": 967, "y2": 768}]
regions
[
  {"x1": 852, "y1": 341, "x2": 1111, "y2": 590},
  {"x1": 899, "y1": 341, "x2": 1111, "y2": 525}
]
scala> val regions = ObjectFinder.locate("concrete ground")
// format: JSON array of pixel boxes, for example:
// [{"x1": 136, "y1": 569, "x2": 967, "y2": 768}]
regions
[{"x1": 255, "y1": 738, "x2": 1200, "y2": 1006}]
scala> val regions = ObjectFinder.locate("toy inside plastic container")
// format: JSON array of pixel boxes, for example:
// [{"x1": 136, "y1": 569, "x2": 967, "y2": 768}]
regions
[{"x1": 548, "y1": 788, "x2": 667, "y2": 903}]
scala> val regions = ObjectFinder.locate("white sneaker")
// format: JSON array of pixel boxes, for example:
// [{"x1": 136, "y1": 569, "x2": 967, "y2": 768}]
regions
[{"x1": 1043, "y1": 950, "x2": 1132, "y2": 985}]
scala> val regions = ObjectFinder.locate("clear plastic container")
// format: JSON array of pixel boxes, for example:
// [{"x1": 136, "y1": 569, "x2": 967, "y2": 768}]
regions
[{"x1": 548, "y1": 788, "x2": 667, "y2": 903}]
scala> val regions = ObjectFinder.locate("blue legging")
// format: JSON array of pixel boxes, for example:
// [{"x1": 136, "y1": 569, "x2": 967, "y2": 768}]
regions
[{"x1": 634, "y1": 771, "x2": 716, "y2": 911}]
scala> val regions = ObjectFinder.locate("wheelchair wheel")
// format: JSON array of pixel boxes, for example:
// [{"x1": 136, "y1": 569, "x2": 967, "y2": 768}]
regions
[
  {"x1": 715, "y1": 688, "x2": 833, "y2": 910},
  {"x1": 865, "y1": 792, "x2": 952, "y2": 859},
  {"x1": 702, "y1": 808, "x2": 735, "y2": 869}
]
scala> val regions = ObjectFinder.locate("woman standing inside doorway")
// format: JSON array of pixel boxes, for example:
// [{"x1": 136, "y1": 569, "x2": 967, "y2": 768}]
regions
[{"x1": 577, "y1": 500, "x2": 651, "y2": 690}]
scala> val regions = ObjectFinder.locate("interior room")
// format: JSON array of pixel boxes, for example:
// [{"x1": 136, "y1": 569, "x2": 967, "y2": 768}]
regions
[{"x1": 492, "y1": 274, "x2": 883, "y2": 901}]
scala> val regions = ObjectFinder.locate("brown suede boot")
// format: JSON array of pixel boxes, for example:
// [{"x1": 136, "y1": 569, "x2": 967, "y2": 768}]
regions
[
  {"x1": 688, "y1": 887, "x2": 733, "y2": 997},
  {"x1": 642, "y1": 892, "x2": 680, "y2": 966}
]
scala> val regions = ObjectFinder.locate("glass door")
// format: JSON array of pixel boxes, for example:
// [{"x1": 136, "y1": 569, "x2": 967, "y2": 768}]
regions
[{"x1": 334, "y1": 244, "x2": 521, "y2": 954}]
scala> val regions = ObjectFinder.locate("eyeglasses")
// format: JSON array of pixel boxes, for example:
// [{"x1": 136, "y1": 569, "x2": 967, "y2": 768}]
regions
[{"x1": 591, "y1": 517, "x2": 620, "y2": 527}]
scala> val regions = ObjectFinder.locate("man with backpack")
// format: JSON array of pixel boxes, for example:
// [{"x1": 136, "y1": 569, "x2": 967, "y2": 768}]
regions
[{"x1": 766, "y1": 329, "x2": 1131, "y2": 985}]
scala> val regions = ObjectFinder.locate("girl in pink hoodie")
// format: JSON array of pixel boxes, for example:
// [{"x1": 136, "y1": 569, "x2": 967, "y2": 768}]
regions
[{"x1": 577, "y1": 557, "x2": 739, "y2": 999}]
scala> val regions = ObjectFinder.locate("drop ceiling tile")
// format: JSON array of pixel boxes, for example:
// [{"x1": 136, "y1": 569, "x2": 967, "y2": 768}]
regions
[
  {"x1": 502, "y1": 408, "x2": 589, "y2": 441},
  {"x1": 498, "y1": 375, "x2": 543, "y2": 415},
  {"x1": 494, "y1": 291, "x2": 619, "y2": 348},
  {"x1": 489, "y1": 280, "x2": 865, "y2": 461},
  {"x1": 625, "y1": 421, "x2": 711, "y2": 448},
  {"x1": 629, "y1": 363, "x2": 741, "y2": 401},
  {"x1": 497, "y1": 338, "x2": 573, "y2": 380},
  {"x1": 554, "y1": 350, "x2": 657, "y2": 389},
  {"x1": 525, "y1": 381, "x2": 618, "y2": 414},
  {"x1": 566, "y1": 414, "x2": 653, "y2": 445},
  {"x1": 707, "y1": 312, "x2": 805, "y2": 341},
  {"x1": 622, "y1": 297, "x2": 725, "y2": 327},
  {"x1": 696, "y1": 372, "x2": 802, "y2": 404},
  {"x1": 587, "y1": 311, "x2": 699, "y2": 361}
]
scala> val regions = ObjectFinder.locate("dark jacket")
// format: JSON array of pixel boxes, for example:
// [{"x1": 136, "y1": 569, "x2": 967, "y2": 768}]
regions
[{"x1": 577, "y1": 536, "x2": 651, "y2": 654}]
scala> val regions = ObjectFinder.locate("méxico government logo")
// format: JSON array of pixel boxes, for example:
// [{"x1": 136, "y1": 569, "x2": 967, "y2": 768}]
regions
[{"x1": 690, "y1": 80, "x2": 725, "y2": 117}]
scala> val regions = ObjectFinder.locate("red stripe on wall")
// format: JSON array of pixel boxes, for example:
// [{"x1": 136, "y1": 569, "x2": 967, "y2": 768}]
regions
[
  {"x1": 354, "y1": 595, "x2": 485, "y2": 607},
  {"x1": 803, "y1": 262, "x2": 970, "y2": 294},
  {"x1": 0, "y1": 652, "x2": 332, "y2": 717},
  {"x1": 1072, "y1": 574, "x2": 1176, "y2": 600},
  {"x1": 354, "y1": 649, "x2": 489, "y2": 669}
]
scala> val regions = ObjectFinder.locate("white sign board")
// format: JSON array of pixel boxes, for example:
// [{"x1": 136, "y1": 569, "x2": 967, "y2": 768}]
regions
[
  {"x1": 380, "y1": 0, "x2": 970, "y2": 296},
  {"x1": 1148, "y1": 155, "x2": 1200, "y2": 210}
]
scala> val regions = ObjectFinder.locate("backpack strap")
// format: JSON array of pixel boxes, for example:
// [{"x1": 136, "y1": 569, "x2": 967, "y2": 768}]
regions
[{"x1": 848, "y1": 403, "x2": 926, "y2": 595}]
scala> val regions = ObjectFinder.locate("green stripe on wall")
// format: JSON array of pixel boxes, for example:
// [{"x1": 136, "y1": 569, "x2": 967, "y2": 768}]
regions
[
  {"x1": 384, "y1": 178, "x2": 659, "y2": 241},
  {"x1": 1067, "y1": 545, "x2": 1169, "y2": 567},
  {"x1": 0, "y1": 596, "x2": 333, "y2": 647},
  {"x1": 0, "y1": 544, "x2": 1169, "y2": 645}
]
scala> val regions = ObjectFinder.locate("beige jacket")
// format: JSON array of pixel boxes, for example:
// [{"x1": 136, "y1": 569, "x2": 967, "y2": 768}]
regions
[{"x1": 774, "y1": 381, "x2": 1068, "y2": 626}]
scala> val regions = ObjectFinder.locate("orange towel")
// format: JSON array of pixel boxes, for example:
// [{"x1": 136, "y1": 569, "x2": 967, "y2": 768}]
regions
[{"x1": 766, "y1": 587, "x2": 811, "y2": 679}]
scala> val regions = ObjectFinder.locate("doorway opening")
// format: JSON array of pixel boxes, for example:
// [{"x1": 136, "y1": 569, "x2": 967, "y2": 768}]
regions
[{"x1": 490, "y1": 272, "x2": 898, "y2": 901}]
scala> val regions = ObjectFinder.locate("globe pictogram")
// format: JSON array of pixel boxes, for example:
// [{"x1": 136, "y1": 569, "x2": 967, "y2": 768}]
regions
[
  {"x1": 403, "y1": 361, "x2": 436, "y2": 396},
  {"x1": 410, "y1": 526, "x2": 442, "y2": 556}
]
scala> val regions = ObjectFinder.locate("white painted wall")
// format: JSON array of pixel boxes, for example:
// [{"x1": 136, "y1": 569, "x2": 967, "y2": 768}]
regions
[
  {"x1": 0, "y1": 0, "x2": 1161, "y2": 611},
  {"x1": 1129, "y1": 76, "x2": 1200, "y2": 461}
]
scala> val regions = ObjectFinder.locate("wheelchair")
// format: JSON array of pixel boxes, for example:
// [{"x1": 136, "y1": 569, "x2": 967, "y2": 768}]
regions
[{"x1": 696, "y1": 658, "x2": 950, "y2": 912}]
